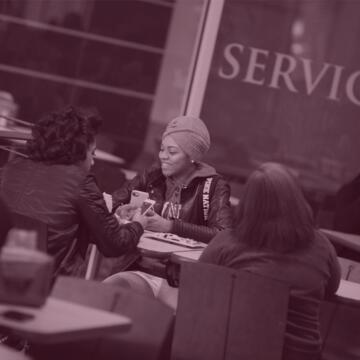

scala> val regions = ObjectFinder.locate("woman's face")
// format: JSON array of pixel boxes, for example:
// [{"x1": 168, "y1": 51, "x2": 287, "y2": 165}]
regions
[
  {"x1": 82, "y1": 140, "x2": 96, "y2": 172},
  {"x1": 159, "y1": 135, "x2": 192, "y2": 179}
]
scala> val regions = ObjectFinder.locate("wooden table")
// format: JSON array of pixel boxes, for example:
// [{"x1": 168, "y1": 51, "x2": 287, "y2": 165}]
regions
[
  {"x1": 320, "y1": 228, "x2": 360, "y2": 254},
  {"x1": 336, "y1": 279, "x2": 360, "y2": 301},
  {"x1": 138, "y1": 232, "x2": 206, "y2": 259},
  {"x1": 85, "y1": 231, "x2": 195, "y2": 279},
  {"x1": 0, "y1": 297, "x2": 131, "y2": 344},
  {"x1": 134, "y1": 233, "x2": 206, "y2": 280},
  {"x1": 138, "y1": 237, "x2": 196, "y2": 259},
  {"x1": 170, "y1": 249, "x2": 204, "y2": 263}
]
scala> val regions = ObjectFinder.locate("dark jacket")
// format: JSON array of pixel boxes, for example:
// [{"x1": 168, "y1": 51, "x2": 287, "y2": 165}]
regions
[
  {"x1": 0, "y1": 158, "x2": 143, "y2": 276},
  {"x1": 200, "y1": 229, "x2": 341, "y2": 360},
  {"x1": 112, "y1": 163, "x2": 233, "y2": 243}
]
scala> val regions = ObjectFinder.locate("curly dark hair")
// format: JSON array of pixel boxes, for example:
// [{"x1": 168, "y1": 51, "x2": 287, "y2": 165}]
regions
[{"x1": 27, "y1": 106, "x2": 102, "y2": 165}]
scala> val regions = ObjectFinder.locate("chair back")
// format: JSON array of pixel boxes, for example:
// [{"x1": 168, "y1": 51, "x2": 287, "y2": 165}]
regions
[
  {"x1": 320, "y1": 295, "x2": 360, "y2": 360},
  {"x1": 99, "y1": 286, "x2": 174, "y2": 360},
  {"x1": 10, "y1": 212, "x2": 47, "y2": 252},
  {"x1": 51, "y1": 276, "x2": 174, "y2": 360},
  {"x1": 171, "y1": 262, "x2": 289, "y2": 360}
]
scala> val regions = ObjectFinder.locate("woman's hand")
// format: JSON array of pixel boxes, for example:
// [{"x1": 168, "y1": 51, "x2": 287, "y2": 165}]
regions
[
  {"x1": 145, "y1": 212, "x2": 173, "y2": 233},
  {"x1": 115, "y1": 204, "x2": 138, "y2": 220},
  {"x1": 132, "y1": 209, "x2": 149, "y2": 229}
]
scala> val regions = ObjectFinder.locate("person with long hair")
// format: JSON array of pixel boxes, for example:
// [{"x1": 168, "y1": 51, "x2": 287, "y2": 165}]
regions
[
  {"x1": 200, "y1": 162, "x2": 340, "y2": 360},
  {"x1": 0, "y1": 106, "x2": 147, "y2": 276}
]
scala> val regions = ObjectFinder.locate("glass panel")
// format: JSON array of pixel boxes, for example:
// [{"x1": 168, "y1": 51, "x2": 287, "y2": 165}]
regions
[
  {"x1": 0, "y1": 70, "x2": 151, "y2": 163},
  {"x1": 89, "y1": 0, "x2": 173, "y2": 48},
  {"x1": 200, "y1": 0, "x2": 360, "y2": 220},
  {"x1": 0, "y1": 0, "x2": 174, "y2": 166},
  {"x1": 0, "y1": 21, "x2": 81, "y2": 77},
  {"x1": 77, "y1": 42, "x2": 161, "y2": 93}
]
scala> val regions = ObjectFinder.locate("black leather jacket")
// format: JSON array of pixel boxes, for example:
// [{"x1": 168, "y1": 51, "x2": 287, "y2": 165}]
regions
[
  {"x1": 112, "y1": 164, "x2": 233, "y2": 243},
  {"x1": 1, "y1": 158, "x2": 143, "y2": 276}
]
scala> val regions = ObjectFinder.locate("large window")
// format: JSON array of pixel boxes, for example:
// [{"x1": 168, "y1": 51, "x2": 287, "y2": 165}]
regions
[
  {"x1": 191, "y1": 0, "x2": 360, "y2": 222},
  {"x1": 0, "y1": 0, "x2": 174, "y2": 163}
]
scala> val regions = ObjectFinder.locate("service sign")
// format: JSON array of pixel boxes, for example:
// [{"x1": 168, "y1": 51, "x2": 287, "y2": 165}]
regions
[{"x1": 201, "y1": 0, "x2": 360, "y2": 201}]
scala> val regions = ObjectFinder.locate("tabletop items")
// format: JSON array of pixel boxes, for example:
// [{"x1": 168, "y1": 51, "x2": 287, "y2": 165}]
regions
[{"x1": 142, "y1": 231, "x2": 206, "y2": 249}]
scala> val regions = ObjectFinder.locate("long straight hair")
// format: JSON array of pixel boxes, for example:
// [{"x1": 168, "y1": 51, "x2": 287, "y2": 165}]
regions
[{"x1": 235, "y1": 163, "x2": 315, "y2": 253}]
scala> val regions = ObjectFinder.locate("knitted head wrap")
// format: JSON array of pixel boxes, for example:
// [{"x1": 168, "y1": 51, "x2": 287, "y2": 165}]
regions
[{"x1": 162, "y1": 116, "x2": 210, "y2": 161}]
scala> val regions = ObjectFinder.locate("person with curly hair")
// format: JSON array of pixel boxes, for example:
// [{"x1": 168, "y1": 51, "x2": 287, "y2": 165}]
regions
[{"x1": 0, "y1": 106, "x2": 148, "y2": 276}]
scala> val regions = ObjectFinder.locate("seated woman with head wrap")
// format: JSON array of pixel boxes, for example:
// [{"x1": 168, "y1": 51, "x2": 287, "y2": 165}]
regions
[
  {"x1": 105, "y1": 116, "x2": 233, "y2": 306},
  {"x1": 0, "y1": 106, "x2": 148, "y2": 277}
]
